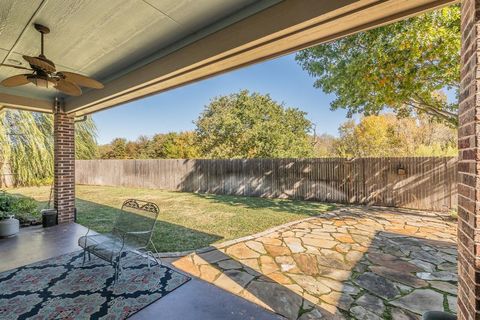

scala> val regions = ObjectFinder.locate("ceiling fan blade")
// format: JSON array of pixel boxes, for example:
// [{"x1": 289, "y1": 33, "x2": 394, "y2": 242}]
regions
[
  {"x1": 1, "y1": 74, "x2": 31, "y2": 87},
  {"x1": 55, "y1": 79, "x2": 82, "y2": 96},
  {"x1": 23, "y1": 55, "x2": 56, "y2": 73},
  {"x1": 58, "y1": 71, "x2": 104, "y2": 89},
  {"x1": 0, "y1": 64, "x2": 33, "y2": 71}
]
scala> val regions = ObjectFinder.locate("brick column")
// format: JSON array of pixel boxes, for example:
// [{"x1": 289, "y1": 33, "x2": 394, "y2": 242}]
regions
[
  {"x1": 458, "y1": 1, "x2": 480, "y2": 319},
  {"x1": 53, "y1": 99, "x2": 75, "y2": 224}
]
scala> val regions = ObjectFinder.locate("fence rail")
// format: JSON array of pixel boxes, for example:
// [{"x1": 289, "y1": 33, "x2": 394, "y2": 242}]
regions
[{"x1": 76, "y1": 157, "x2": 457, "y2": 211}]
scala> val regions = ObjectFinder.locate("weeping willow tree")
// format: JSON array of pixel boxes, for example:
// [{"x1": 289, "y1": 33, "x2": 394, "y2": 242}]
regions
[{"x1": 0, "y1": 109, "x2": 97, "y2": 186}]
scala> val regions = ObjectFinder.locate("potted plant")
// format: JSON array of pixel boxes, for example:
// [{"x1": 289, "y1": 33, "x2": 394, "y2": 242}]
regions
[{"x1": 0, "y1": 212, "x2": 20, "y2": 237}]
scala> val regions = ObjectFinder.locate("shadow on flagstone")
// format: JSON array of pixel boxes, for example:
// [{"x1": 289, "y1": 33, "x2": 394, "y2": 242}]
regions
[{"x1": 172, "y1": 208, "x2": 457, "y2": 319}]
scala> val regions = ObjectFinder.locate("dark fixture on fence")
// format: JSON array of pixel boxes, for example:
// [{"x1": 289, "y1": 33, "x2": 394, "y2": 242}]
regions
[{"x1": 397, "y1": 165, "x2": 406, "y2": 176}]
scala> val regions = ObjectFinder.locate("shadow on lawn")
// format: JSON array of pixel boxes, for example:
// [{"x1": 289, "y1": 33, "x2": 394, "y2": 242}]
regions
[
  {"x1": 76, "y1": 198, "x2": 223, "y2": 252},
  {"x1": 193, "y1": 193, "x2": 335, "y2": 217},
  {"x1": 17, "y1": 195, "x2": 223, "y2": 253}
]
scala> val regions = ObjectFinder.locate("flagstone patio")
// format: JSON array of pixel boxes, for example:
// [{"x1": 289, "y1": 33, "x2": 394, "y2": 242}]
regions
[{"x1": 172, "y1": 206, "x2": 458, "y2": 320}]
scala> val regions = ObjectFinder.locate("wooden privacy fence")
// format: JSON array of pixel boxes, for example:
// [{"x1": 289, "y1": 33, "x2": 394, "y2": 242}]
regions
[{"x1": 76, "y1": 157, "x2": 457, "y2": 211}]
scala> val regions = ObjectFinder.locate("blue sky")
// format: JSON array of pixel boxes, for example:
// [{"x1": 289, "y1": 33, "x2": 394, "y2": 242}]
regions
[{"x1": 93, "y1": 53, "x2": 349, "y2": 145}]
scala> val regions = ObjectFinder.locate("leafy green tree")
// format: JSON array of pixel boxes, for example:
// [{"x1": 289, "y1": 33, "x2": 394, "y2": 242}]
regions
[
  {"x1": 105, "y1": 138, "x2": 128, "y2": 159},
  {"x1": 160, "y1": 132, "x2": 200, "y2": 159},
  {"x1": 0, "y1": 109, "x2": 97, "y2": 186},
  {"x1": 195, "y1": 90, "x2": 314, "y2": 158},
  {"x1": 295, "y1": 5, "x2": 460, "y2": 127},
  {"x1": 312, "y1": 133, "x2": 338, "y2": 157},
  {"x1": 334, "y1": 114, "x2": 457, "y2": 157},
  {"x1": 134, "y1": 135, "x2": 152, "y2": 159}
]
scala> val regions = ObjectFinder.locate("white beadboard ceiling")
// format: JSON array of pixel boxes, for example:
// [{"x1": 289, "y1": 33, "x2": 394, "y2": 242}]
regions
[
  {"x1": 0, "y1": 0, "x2": 457, "y2": 114},
  {"x1": 0, "y1": 0, "x2": 275, "y2": 100}
]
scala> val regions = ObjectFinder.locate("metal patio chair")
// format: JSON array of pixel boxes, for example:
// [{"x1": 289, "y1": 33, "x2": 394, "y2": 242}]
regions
[{"x1": 78, "y1": 199, "x2": 161, "y2": 283}]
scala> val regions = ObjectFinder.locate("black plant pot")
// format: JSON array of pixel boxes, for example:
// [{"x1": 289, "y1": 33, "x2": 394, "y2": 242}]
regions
[
  {"x1": 41, "y1": 209, "x2": 57, "y2": 228},
  {"x1": 423, "y1": 311, "x2": 457, "y2": 320}
]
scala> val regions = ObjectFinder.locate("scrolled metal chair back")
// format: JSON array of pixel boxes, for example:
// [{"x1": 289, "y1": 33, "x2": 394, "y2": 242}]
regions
[{"x1": 112, "y1": 199, "x2": 160, "y2": 248}]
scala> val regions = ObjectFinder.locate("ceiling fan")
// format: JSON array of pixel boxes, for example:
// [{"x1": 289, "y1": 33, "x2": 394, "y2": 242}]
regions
[{"x1": 0, "y1": 23, "x2": 104, "y2": 96}]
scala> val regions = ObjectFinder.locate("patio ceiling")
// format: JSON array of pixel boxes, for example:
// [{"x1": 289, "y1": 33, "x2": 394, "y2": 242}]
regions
[{"x1": 0, "y1": 0, "x2": 458, "y2": 115}]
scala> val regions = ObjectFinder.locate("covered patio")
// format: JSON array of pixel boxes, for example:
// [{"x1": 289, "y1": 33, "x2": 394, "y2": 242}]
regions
[{"x1": 0, "y1": 0, "x2": 478, "y2": 319}]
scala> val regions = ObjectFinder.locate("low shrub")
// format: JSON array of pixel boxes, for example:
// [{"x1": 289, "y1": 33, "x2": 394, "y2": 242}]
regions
[{"x1": 0, "y1": 191, "x2": 39, "y2": 223}]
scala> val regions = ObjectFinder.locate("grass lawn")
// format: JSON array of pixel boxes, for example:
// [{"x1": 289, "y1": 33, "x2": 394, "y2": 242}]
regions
[{"x1": 7, "y1": 185, "x2": 335, "y2": 252}]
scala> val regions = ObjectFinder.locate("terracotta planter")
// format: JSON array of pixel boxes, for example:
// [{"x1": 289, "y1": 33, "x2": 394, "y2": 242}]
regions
[{"x1": 0, "y1": 216, "x2": 20, "y2": 237}]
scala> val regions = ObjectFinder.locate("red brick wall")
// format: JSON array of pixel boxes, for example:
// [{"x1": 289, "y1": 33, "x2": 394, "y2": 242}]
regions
[
  {"x1": 458, "y1": 0, "x2": 480, "y2": 319},
  {"x1": 53, "y1": 111, "x2": 75, "y2": 224}
]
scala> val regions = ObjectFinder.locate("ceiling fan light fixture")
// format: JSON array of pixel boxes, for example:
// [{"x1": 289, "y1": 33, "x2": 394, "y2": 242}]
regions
[{"x1": 27, "y1": 75, "x2": 56, "y2": 88}]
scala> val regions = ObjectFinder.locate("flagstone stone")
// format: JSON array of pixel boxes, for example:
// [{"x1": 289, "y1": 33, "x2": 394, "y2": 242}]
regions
[
  {"x1": 240, "y1": 290, "x2": 274, "y2": 312},
  {"x1": 226, "y1": 243, "x2": 261, "y2": 259},
  {"x1": 260, "y1": 255, "x2": 279, "y2": 274},
  {"x1": 217, "y1": 259, "x2": 243, "y2": 270},
  {"x1": 246, "y1": 281, "x2": 305, "y2": 319},
  {"x1": 355, "y1": 293, "x2": 385, "y2": 315},
  {"x1": 390, "y1": 289, "x2": 444, "y2": 315},
  {"x1": 390, "y1": 307, "x2": 422, "y2": 320},
  {"x1": 318, "y1": 277, "x2": 344, "y2": 292},
  {"x1": 370, "y1": 266, "x2": 428, "y2": 288},
  {"x1": 285, "y1": 283, "x2": 304, "y2": 295},
  {"x1": 429, "y1": 281, "x2": 457, "y2": 295},
  {"x1": 175, "y1": 207, "x2": 457, "y2": 320},
  {"x1": 239, "y1": 258, "x2": 260, "y2": 271},
  {"x1": 297, "y1": 308, "x2": 329, "y2": 320},
  {"x1": 282, "y1": 231, "x2": 295, "y2": 238},
  {"x1": 417, "y1": 271, "x2": 457, "y2": 282},
  {"x1": 332, "y1": 234, "x2": 356, "y2": 244},
  {"x1": 367, "y1": 253, "x2": 421, "y2": 273},
  {"x1": 317, "y1": 250, "x2": 348, "y2": 270},
  {"x1": 289, "y1": 274, "x2": 331, "y2": 295},
  {"x1": 199, "y1": 264, "x2": 221, "y2": 282},
  {"x1": 245, "y1": 240, "x2": 267, "y2": 254},
  {"x1": 198, "y1": 249, "x2": 230, "y2": 264},
  {"x1": 268, "y1": 271, "x2": 293, "y2": 284},
  {"x1": 284, "y1": 237, "x2": 306, "y2": 253},
  {"x1": 355, "y1": 272, "x2": 400, "y2": 299},
  {"x1": 349, "y1": 306, "x2": 383, "y2": 320},
  {"x1": 302, "y1": 237, "x2": 337, "y2": 249},
  {"x1": 335, "y1": 243, "x2": 352, "y2": 254},
  {"x1": 304, "y1": 245, "x2": 321, "y2": 255},
  {"x1": 257, "y1": 237, "x2": 283, "y2": 246},
  {"x1": 410, "y1": 251, "x2": 445, "y2": 265},
  {"x1": 437, "y1": 262, "x2": 457, "y2": 272},
  {"x1": 409, "y1": 259, "x2": 436, "y2": 272},
  {"x1": 264, "y1": 244, "x2": 291, "y2": 257},
  {"x1": 303, "y1": 292, "x2": 320, "y2": 304},
  {"x1": 172, "y1": 255, "x2": 200, "y2": 277},
  {"x1": 447, "y1": 295, "x2": 457, "y2": 314},
  {"x1": 192, "y1": 254, "x2": 209, "y2": 265},
  {"x1": 341, "y1": 282, "x2": 360, "y2": 295},
  {"x1": 345, "y1": 250, "x2": 364, "y2": 263},
  {"x1": 293, "y1": 253, "x2": 319, "y2": 276},
  {"x1": 213, "y1": 273, "x2": 247, "y2": 294},
  {"x1": 317, "y1": 266, "x2": 352, "y2": 281},
  {"x1": 318, "y1": 301, "x2": 341, "y2": 316},
  {"x1": 319, "y1": 291, "x2": 354, "y2": 311}
]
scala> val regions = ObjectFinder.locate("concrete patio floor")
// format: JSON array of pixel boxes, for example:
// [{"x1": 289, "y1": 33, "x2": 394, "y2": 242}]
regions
[
  {"x1": 172, "y1": 206, "x2": 458, "y2": 320},
  {"x1": 0, "y1": 223, "x2": 281, "y2": 320}
]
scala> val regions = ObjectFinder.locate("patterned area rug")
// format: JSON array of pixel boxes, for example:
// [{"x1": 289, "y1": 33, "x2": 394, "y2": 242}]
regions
[{"x1": 0, "y1": 251, "x2": 190, "y2": 319}]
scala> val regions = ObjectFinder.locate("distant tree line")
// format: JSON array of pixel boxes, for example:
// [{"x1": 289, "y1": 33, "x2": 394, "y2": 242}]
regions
[
  {"x1": 98, "y1": 91, "x2": 457, "y2": 160},
  {"x1": 98, "y1": 90, "x2": 314, "y2": 159},
  {"x1": 313, "y1": 114, "x2": 457, "y2": 158}
]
